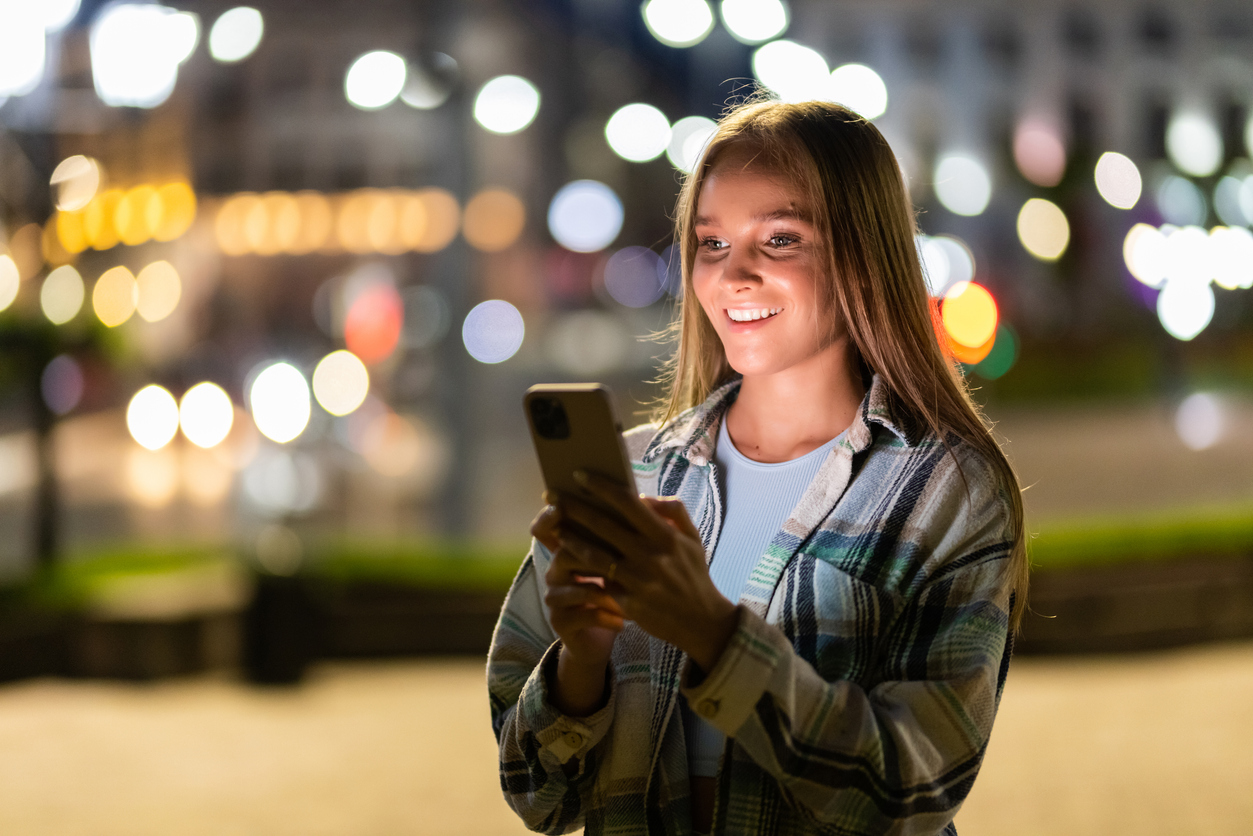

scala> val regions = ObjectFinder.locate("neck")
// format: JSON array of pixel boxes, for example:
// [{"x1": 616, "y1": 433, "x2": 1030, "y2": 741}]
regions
[{"x1": 725, "y1": 340, "x2": 866, "y2": 463}]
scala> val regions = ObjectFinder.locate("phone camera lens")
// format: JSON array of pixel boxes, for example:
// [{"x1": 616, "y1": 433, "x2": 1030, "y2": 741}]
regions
[{"x1": 530, "y1": 397, "x2": 570, "y2": 440}]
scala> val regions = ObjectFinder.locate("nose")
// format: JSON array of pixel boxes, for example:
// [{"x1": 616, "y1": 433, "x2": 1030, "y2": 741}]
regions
[{"x1": 721, "y1": 245, "x2": 761, "y2": 289}]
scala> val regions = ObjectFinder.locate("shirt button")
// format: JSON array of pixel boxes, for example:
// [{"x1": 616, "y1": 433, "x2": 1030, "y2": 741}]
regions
[
  {"x1": 697, "y1": 699, "x2": 719, "y2": 719},
  {"x1": 563, "y1": 731, "x2": 585, "y2": 749}
]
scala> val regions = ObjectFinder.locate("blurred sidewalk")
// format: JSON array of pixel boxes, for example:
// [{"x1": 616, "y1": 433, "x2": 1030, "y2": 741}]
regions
[{"x1": 0, "y1": 643, "x2": 1250, "y2": 835}]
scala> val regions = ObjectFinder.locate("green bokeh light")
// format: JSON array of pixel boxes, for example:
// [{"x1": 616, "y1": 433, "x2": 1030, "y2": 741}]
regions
[{"x1": 967, "y1": 323, "x2": 1018, "y2": 380}]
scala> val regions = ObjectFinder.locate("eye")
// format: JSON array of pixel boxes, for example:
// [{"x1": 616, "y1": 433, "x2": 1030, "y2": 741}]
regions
[
  {"x1": 768, "y1": 234, "x2": 798, "y2": 248},
  {"x1": 699, "y1": 237, "x2": 727, "y2": 251}
]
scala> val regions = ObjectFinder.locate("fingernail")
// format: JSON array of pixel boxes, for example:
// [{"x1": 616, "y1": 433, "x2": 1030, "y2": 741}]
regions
[
  {"x1": 573, "y1": 469, "x2": 589, "y2": 486},
  {"x1": 543, "y1": 489, "x2": 557, "y2": 505}
]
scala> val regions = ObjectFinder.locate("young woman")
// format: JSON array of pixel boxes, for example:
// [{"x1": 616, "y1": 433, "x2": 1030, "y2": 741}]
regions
[{"x1": 488, "y1": 99, "x2": 1027, "y2": 836}]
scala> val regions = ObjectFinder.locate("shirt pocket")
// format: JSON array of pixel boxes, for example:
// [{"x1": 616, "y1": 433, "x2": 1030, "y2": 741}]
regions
[{"x1": 765, "y1": 551, "x2": 897, "y2": 685}]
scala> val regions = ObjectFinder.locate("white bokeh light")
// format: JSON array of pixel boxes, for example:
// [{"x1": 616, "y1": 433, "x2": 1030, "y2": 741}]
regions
[
  {"x1": 40, "y1": 265, "x2": 85, "y2": 325},
  {"x1": 250, "y1": 362, "x2": 311, "y2": 444},
  {"x1": 1123, "y1": 223, "x2": 1168, "y2": 288},
  {"x1": 127, "y1": 384, "x2": 180, "y2": 451},
  {"x1": 345, "y1": 50, "x2": 406, "y2": 110},
  {"x1": 828, "y1": 63, "x2": 887, "y2": 120},
  {"x1": 934, "y1": 154, "x2": 992, "y2": 217},
  {"x1": 462, "y1": 300, "x2": 525, "y2": 364},
  {"x1": 916, "y1": 234, "x2": 974, "y2": 296},
  {"x1": 605, "y1": 103, "x2": 672, "y2": 163},
  {"x1": 90, "y1": 4, "x2": 195, "y2": 108},
  {"x1": 666, "y1": 115, "x2": 717, "y2": 173},
  {"x1": 752, "y1": 39, "x2": 830, "y2": 103},
  {"x1": 720, "y1": 0, "x2": 789, "y2": 44},
  {"x1": 1161, "y1": 225, "x2": 1211, "y2": 288},
  {"x1": 312, "y1": 350, "x2": 370, "y2": 416},
  {"x1": 179, "y1": 382, "x2": 234, "y2": 449},
  {"x1": 1016, "y1": 198, "x2": 1070, "y2": 261},
  {"x1": 473, "y1": 75, "x2": 540, "y2": 135},
  {"x1": 0, "y1": 4, "x2": 46, "y2": 98},
  {"x1": 1094, "y1": 152, "x2": 1142, "y2": 210},
  {"x1": 208, "y1": 7, "x2": 263, "y2": 63},
  {"x1": 42, "y1": 0, "x2": 81, "y2": 32},
  {"x1": 1175, "y1": 392, "x2": 1224, "y2": 451},
  {"x1": 642, "y1": 0, "x2": 715, "y2": 47},
  {"x1": 1156, "y1": 277, "x2": 1215, "y2": 341},
  {"x1": 1210, "y1": 226, "x2": 1253, "y2": 290},
  {"x1": 1213, "y1": 177, "x2": 1249, "y2": 227},
  {"x1": 0, "y1": 256, "x2": 18, "y2": 313},
  {"x1": 547, "y1": 180, "x2": 624, "y2": 252},
  {"x1": 1166, "y1": 113, "x2": 1223, "y2": 178},
  {"x1": 604, "y1": 246, "x2": 665, "y2": 307},
  {"x1": 1156, "y1": 175, "x2": 1206, "y2": 227}
]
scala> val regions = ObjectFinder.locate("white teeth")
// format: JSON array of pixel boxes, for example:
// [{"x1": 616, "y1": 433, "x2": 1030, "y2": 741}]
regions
[{"x1": 727, "y1": 307, "x2": 781, "y2": 322}]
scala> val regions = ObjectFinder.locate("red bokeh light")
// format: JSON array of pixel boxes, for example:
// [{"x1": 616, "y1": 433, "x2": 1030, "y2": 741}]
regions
[{"x1": 344, "y1": 285, "x2": 403, "y2": 364}]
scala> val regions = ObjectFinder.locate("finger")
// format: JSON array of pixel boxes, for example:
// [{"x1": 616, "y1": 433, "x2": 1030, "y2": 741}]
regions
[
  {"x1": 551, "y1": 605, "x2": 626, "y2": 634},
  {"x1": 545, "y1": 547, "x2": 596, "y2": 586},
  {"x1": 559, "y1": 528, "x2": 628, "y2": 584},
  {"x1": 557, "y1": 498, "x2": 651, "y2": 556},
  {"x1": 573, "y1": 469, "x2": 671, "y2": 541},
  {"x1": 546, "y1": 583, "x2": 625, "y2": 615},
  {"x1": 530, "y1": 503, "x2": 562, "y2": 551},
  {"x1": 642, "y1": 496, "x2": 701, "y2": 541}
]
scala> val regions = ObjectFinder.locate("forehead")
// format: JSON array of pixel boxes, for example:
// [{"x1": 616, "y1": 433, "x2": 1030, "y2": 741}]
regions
[{"x1": 696, "y1": 151, "x2": 811, "y2": 221}]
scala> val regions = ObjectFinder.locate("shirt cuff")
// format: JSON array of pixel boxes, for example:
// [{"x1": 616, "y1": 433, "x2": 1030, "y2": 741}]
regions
[
  {"x1": 680, "y1": 606, "x2": 781, "y2": 738},
  {"x1": 517, "y1": 640, "x2": 616, "y2": 766}
]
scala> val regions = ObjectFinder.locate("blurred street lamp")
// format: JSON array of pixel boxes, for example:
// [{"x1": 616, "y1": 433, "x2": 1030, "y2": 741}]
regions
[{"x1": 208, "y1": 7, "x2": 263, "y2": 63}]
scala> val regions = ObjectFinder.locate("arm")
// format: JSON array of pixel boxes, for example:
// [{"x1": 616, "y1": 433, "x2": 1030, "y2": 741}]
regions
[
  {"x1": 680, "y1": 490, "x2": 1015, "y2": 834},
  {"x1": 486, "y1": 539, "x2": 618, "y2": 834}
]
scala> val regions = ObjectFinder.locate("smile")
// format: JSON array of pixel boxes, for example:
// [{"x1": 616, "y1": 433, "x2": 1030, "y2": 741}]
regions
[{"x1": 726, "y1": 307, "x2": 781, "y2": 322}]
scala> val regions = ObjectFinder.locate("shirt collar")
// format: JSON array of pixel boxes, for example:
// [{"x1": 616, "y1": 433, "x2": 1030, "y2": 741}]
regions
[{"x1": 641, "y1": 373, "x2": 921, "y2": 466}]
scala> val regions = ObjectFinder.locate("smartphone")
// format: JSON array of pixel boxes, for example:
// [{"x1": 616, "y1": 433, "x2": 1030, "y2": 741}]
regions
[{"x1": 524, "y1": 383, "x2": 639, "y2": 568}]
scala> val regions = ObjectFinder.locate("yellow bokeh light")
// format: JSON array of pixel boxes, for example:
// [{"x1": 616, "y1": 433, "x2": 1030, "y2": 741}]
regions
[
  {"x1": 41, "y1": 265, "x2": 85, "y2": 325},
  {"x1": 312, "y1": 350, "x2": 370, "y2": 416},
  {"x1": 292, "y1": 191, "x2": 333, "y2": 254},
  {"x1": 182, "y1": 446, "x2": 233, "y2": 506},
  {"x1": 152, "y1": 182, "x2": 197, "y2": 242},
  {"x1": 42, "y1": 218, "x2": 74, "y2": 266},
  {"x1": 93, "y1": 265, "x2": 138, "y2": 327},
  {"x1": 941, "y1": 281, "x2": 998, "y2": 348},
  {"x1": 1016, "y1": 197, "x2": 1070, "y2": 261},
  {"x1": 179, "y1": 381, "x2": 234, "y2": 448},
  {"x1": 368, "y1": 191, "x2": 402, "y2": 255},
  {"x1": 126, "y1": 447, "x2": 179, "y2": 508},
  {"x1": 115, "y1": 184, "x2": 159, "y2": 246},
  {"x1": 413, "y1": 188, "x2": 460, "y2": 253},
  {"x1": 336, "y1": 191, "x2": 375, "y2": 254},
  {"x1": 85, "y1": 188, "x2": 123, "y2": 250},
  {"x1": 215, "y1": 193, "x2": 258, "y2": 255},
  {"x1": 393, "y1": 192, "x2": 429, "y2": 251},
  {"x1": 127, "y1": 384, "x2": 180, "y2": 450},
  {"x1": 463, "y1": 188, "x2": 526, "y2": 252},
  {"x1": 56, "y1": 210, "x2": 90, "y2": 254},
  {"x1": 9, "y1": 223, "x2": 45, "y2": 280},
  {"x1": 261, "y1": 192, "x2": 301, "y2": 254},
  {"x1": 136, "y1": 260, "x2": 182, "y2": 322}
]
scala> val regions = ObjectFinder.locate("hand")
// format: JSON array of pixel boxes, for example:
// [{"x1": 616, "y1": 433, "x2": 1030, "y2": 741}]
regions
[{"x1": 550, "y1": 471, "x2": 739, "y2": 673}]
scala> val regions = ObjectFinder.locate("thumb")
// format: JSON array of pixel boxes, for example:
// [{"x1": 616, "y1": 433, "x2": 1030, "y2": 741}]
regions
[{"x1": 642, "y1": 496, "x2": 700, "y2": 540}]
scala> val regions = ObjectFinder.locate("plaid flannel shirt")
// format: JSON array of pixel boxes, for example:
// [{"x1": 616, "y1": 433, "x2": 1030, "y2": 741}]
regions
[{"x1": 487, "y1": 374, "x2": 1016, "y2": 836}]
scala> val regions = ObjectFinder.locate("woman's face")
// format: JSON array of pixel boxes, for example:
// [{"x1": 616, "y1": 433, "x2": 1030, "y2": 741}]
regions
[{"x1": 691, "y1": 156, "x2": 843, "y2": 382}]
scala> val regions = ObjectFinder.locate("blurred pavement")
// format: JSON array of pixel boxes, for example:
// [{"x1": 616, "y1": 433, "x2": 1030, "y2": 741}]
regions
[{"x1": 0, "y1": 642, "x2": 1250, "y2": 835}]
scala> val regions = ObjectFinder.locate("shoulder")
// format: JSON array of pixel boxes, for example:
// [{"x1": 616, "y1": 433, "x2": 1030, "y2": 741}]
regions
[{"x1": 622, "y1": 422, "x2": 661, "y2": 464}]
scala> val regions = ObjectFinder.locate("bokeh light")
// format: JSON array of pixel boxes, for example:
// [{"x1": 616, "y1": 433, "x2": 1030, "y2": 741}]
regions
[
  {"x1": 152, "y1": 182, "x2": 196, "y2": 242},
  {"x1": 90, "y1": 4, "x2": 195, "y2": 109},
  {"x1": 84, "y1": 188, "x2": 122, "y2": 249},
  {"x1": 401, "y1": 285, "x2": 450, "y2": 349},
  {"x1": 666, "y1": 115, "x2": 717, "y2": 173},
  {"x1": 345, "y1": 50, "x2": 406, "y2": 110},
  {"x1": 547, "y1": 180, "x2": 623, "y2": 252},
  {"x1": 0, "y1": 255, "x2": 20, "y2": 313},
  {"x1": 462, "y1": 300, "x2": 524, "y2": 364},
  {"x1": 642, "y1": 0, "x2": 715, "y2": 47},
  {"x1": 208, "y1": 7, "x2": 263, "y2": 63},
  {"x1": 752, "y1": 39, "x2": 829, "y2": 103},
  {"x1": 249, "y1": 362, "x2": 311, "y2": 444},
  {"x1": 179, "y1": 382, "x2": 234, "y2": 448},
  {"x1": 344, "y1": 283, "x2": 403, "y2": 364},
  {"x1": 1175, "y1": 392, "x2": 1224, "y2": 451},
  {"x1": 41, "y1": 265, "x2": 85, "y2": 324},
  {"x1": 719, "y1": 0, "x2": 788, "y2": 44},
  {"x1": 313, "y1": 350, "x2": 370, "y2": 417},
  {"x1": 1012, "y1": 121, "x2": 1066, "y2": 188},
  {"x1": 473, "y1": 75, "x2": 540, "y2": 135},
  {"x1": 604, "y1": 246, "x2": 665, "y2": 307},
  {"x1": 968, "y1": 324, "x2": 1017, "y2": 380},
  {"x1": 56, "y1": 209, "x2": 89, "y2": 254},
  {"x1": 114, "y1": 184, "x2": 158, "y2": 246},
  {"x1": 50, "y1": 156, "x2": 101, "y2": 212},
  {"x1": 41, "y1": 355, "x2": 84, "y2": 416},
  {"x1": 400, "y1": 54, "x2": 456, "y2": 110},
  {"x1": 127, "y1": 384, "x2": 180, "y2": 450},
  {"x1": 546, "y1": 310, "x2": 632, "y2": 376},
  {"x1": 1094, "y1": 152, "x2": 1142, "y2": 210},
  {"x1": 243, "y1": 448, "x2": 321, "y2": 514},
  {"x1": 1213, "y1": 176, "x2": 1249, "y2": 227},
  {"x1": 1156, "y1": 277, "x2": 1214, "y2": 341},
  {"x1": 462, "y1": 189, "x2": 526, "y2": 252},
  {"x1": 92, "y1": 266, "x2": 138, "y2": 327},
  {"x1": 42, "y1": 0, "x2": 82, "y2": 32},
  {"x1": 127, "y1": 447, "x2": 179, "y2": 508},
  {"x1": 0, "y1": 4, "x2": 46, "y2": 98},
  {"x1": 934, "y1": 154, "x2": 992, "y2": 217},
  {"x1": 412, "y1": 188, "x2": 460, "y2": 252},
  {"x1": 292, "y1": 191, "x2": 334, "y2": 253},
  {"x1": 1016, "y1": 198, "x2": 1070, "y2": 261},
  {"x1": 1166, "y1": 112, "x2": 1223, "y2": 178},
  {"x1": 917, "y1": 234, "x2": 975, "y2": 297},
  {"x1": 942, "y1": 281, "x2": 998, "y2": 349},
  {"x1": 828, "y1": 64, "x2": 887, "y2": 120},
  {"x1": 1209, "y1": 226, "x2": 1253, "y2": 290},
  {"x1": 1161, "y1": 225, "x2": 1210, "y2": 290},
  {"x1": 1123, "y1": 223, "x2": 1168, "y2": 288},
  {"x1": 1155, "y1": 175, "x2": 1206, "y2": 226},
  {"x1": 605, "y1": 103, "x2": 672, "y2": 163},
  {"x1": 135, "y1": 261, "x2": 182, "y2": 323},
  {"x1": 215, "y1": 192, "x2": 255, "y2": 255}
]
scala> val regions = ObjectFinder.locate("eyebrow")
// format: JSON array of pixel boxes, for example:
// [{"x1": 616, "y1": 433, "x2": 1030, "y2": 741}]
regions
[{"x1": 694, "y1": 208, "x2": 813, "y2": 226}]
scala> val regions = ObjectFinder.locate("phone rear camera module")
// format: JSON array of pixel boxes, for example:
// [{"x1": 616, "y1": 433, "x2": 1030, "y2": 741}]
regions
[{"x1": 530, "y1": 397, "x2": 571, "y2": 439}]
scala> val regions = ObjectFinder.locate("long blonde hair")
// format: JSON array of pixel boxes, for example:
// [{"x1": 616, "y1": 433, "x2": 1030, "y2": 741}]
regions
[{"x1": 652, "y1": 99, "x2": 1029, "y2": 632}]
